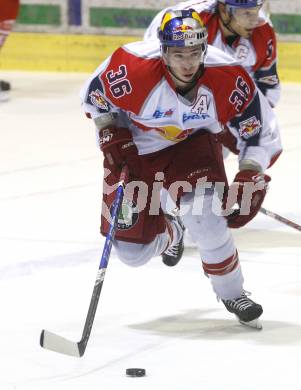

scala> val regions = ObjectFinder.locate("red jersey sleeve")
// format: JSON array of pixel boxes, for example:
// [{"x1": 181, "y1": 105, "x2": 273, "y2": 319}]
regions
[
  {"x1": 251, "y1": 23, "x2": 280, "y2": 105},
  {"x1": 199, "y1": 11, "x2": 220, "y2": 44},
  {"x1": 252, "y1": 23, "x2": 277, "y2": 72},
  {"x1": 0, "y1": 0, "x2": 19, "y2": 21},
  {"x1": 202, "y1": 65, "x2": 257, "y2": 124},
  {"x1": 99, "y1": 47, "x2": 162, "y2": 115}
]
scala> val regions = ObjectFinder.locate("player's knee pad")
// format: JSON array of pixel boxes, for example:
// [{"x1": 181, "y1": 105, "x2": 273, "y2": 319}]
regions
[
  {"x1": 180, "y1": 190, "x2": 231, "y2": 251},
  {"x1": 113, "y1": 240, "x2": 152, "y2": 267},
  {"x1": 113, "y1": 231, "x2": 169, "y2": 267}
]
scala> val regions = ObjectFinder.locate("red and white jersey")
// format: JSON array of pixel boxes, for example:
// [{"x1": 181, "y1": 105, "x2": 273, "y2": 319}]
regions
[
  {"x1": 144, "y1": 0, "x2": 280, "y2": 107},
  {"x1": 80, "y1": 40, "x2": 281, "y2": 171}
]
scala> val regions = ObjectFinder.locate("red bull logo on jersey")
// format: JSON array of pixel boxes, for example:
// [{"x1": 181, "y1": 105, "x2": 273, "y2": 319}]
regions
[
  {"x1": 131, "y1": 119, "x2": 193, "y2": 143},
  {"x1": 239, "y1": 116, "x2": 262, "y2": 139},
  {"x1": 89, "y1": 89, "x2": 109, "y2": 111},
  {"x1": 156, "y1": 125, "x2": 193, "y2": 142}
]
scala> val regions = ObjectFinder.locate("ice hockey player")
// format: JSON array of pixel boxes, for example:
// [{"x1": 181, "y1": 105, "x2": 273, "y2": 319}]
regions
[
  {"x1": 0, "y1": 0, "x2": 20, "y2": 101},
  {"x1": 80, "y1": 9, "x2": 282, "y2": 327},
  {"x1": 145, "y1": 0, "x2": 280, "y2": 108}
]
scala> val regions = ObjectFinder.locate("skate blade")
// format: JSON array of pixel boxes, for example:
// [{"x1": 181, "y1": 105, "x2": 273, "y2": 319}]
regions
[
  {"x1": 237, "y1": 317, "x2": 262, "y2": 330},
  {"x1": 0, "y1": 92, "x2": 10, "y2": 102}
]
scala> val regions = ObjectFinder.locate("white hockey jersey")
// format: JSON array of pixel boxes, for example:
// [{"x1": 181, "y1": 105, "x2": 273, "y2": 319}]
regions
[
  {"x1": 80, "y1": 40, "x2": 282, "y2": 171},
  {"x1": 144, "y1": 0, "x2": 280, "y2": 107}
]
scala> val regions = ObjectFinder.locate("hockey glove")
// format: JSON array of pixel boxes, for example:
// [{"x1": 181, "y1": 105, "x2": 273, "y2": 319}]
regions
[
  {"x1": 99, "y1": 127, "x2": 140, "y2": 179},
  {"x1": 223, "y1": 170, "x2": 271, "y2": 228}
]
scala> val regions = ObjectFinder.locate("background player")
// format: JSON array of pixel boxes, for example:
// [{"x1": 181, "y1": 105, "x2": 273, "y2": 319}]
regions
[
  {"x1": 145, "y1": 0, "x2": 280, "y2": 108},
  {"x1": 0, "y1": 0, "x2": 20, "y2": 101}
]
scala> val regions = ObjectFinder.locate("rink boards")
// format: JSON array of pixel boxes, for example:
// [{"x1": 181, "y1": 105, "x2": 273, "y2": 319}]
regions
[{"x1": 0, "y1": 32, "x2": 300, "y2": 83}]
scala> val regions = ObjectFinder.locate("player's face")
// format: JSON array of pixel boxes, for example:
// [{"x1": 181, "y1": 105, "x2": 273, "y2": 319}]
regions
[
  {"x1": 163, "y1": 46, "x2": 202, "y2": 86},
  {"x1": 230, "y1": 6, "x2": 262, "y2": 38}
]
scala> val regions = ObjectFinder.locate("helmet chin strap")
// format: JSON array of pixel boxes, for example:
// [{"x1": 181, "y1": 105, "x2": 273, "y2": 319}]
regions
[{"x1": 218, "y1": 10, "x2": 240, "y2": 36}]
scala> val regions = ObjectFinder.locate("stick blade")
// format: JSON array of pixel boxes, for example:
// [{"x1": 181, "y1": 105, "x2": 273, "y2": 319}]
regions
[{"x1": 40, "y1": 329, "x2": 81, "y2": 357}]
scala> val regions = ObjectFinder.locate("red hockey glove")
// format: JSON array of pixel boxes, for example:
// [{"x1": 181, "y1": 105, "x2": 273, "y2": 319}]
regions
[
  {"x1": 223, "y1": 170, "x2": 271, "y2": 228},
  {"x1": 99, "y1": 127, "x2": 140, "y2": 179}
]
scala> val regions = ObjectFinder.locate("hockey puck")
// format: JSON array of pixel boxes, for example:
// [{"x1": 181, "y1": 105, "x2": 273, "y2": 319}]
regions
[{"x1": 126, "y1": 368, "x2": 146, "y2": 377}]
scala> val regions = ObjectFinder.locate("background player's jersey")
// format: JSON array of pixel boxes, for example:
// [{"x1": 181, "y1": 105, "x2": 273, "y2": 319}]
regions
[
  {"x1": 0, "y1": 0, "x2": 19, "y2": 47},
  {"x1": 80, "y1": 40, "x2": 281, "y2": 171},
  {"x1": 144, "y1": 0, "x2": 280, "y2": 107}
]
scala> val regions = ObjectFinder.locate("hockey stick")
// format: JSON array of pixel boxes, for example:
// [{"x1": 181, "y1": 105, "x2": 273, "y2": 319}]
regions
[
  {"x1": 260, "y1": 207, "x2": 301, "y2": 232},
  {"x1": 40, "y1": 165, "x2": 129, "y2": 357}
]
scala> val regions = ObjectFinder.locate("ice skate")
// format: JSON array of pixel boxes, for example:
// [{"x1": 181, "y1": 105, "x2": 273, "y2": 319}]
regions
[
  {"x1": 222, "y1": 292, "x2": 263, "y2": 329},
  {"x1": 238, "y1": 317, "x2": 262, "y2": 330},
  {"x1": 0, "y1": 80, "x2": 11, "y2": 102},
  {"x1": 162, "y1": 214, "x2": 185, "y2": 267}
]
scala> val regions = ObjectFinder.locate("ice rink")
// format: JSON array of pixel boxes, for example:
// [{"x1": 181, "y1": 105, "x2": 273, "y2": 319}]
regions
[{"x1": 1, "y1": 70, "x2": 301, "y2": 390}]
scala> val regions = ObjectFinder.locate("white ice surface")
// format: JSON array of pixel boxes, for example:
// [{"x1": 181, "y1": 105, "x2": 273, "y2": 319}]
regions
[{"x1": 0, "y1": 71, "x2": 301, "y2": 390}]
